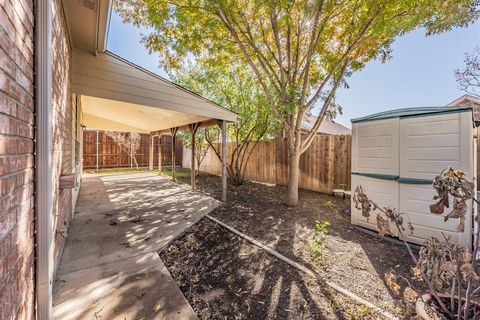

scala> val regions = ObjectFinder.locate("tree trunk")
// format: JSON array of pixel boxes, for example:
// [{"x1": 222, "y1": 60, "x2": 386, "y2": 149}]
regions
[
  {"x1": 129, "y1": 144, "x2": 132, "y2": 170},
  {"x1": 286, "y1": 150, "x2": 300, "y2": 206},
  {"x1": 133, "y1": 156, "x2": 139, "y2": 170}
]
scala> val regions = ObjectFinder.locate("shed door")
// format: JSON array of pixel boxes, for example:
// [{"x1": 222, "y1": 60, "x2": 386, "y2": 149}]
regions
[
  {"x1": 351, "y1": 175, "x2": 399, "y2": 237},
  {"x1": 399, "y1": 112, "x2": 473, "y2": 248},
  {"x1": 352, "y1": 118, "x2": 400, "y2": 176}
]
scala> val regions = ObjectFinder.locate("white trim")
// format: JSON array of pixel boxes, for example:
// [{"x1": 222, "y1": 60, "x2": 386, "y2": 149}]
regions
[
  {"x1": 35, "y1": 1, "x2": 54, "y2": 319},
  {"x1": 96, "y1": 0, "x2": 112, "y2": 53}
]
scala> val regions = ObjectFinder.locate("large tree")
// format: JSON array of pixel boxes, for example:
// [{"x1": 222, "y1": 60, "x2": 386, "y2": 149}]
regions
[
  {"x1": 172, "y1": 63, "x2": 278, "y2": 185},
  {"x1": 116, "y1": 0, "x2": 478, "y2": 205}
]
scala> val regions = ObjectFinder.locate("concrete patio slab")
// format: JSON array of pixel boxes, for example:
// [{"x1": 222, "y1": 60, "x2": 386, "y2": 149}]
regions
[
  {"x1": 53, "y1": 173, "x2": 219, "y2": 320},
  {"x1": 53, "y1": 252, "x2": 196, "y2": 320}
]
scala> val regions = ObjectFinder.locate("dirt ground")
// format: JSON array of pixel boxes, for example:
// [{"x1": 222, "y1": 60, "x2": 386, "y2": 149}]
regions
[
  {"x1": 165, "y1": 170, "x2": 421, "y2": 317},
  {"x1": 160, "y1": 218, "x2": 383, "y2": 319}
]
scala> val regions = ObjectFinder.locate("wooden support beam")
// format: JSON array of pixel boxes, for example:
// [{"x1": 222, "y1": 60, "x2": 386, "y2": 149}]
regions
[
  {"x1": 148, "y1": 133, "x2": 154, "y2": 171},
  {"x1": 158, "y1": 134, "x2": 162, "y2": 175},
  {"x1": 220, "y1": 120, "x2": 227, "y2": 202},
  {"x1": 170, "y1": 127, "x2": 178, "y2": 181},
  {"x1": 189, "y1": 123, "x2": 200, "y2": 190}
]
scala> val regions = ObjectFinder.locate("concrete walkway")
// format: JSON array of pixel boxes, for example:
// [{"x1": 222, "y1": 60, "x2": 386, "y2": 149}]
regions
[{"x1": 53, "y1": 172, "x2": 219, "y2": 320}]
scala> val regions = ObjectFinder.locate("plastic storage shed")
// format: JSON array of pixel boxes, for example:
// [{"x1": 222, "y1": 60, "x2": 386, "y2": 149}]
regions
[{"x1": 351, "y1": 107, "x2": 476, "y2": 248}]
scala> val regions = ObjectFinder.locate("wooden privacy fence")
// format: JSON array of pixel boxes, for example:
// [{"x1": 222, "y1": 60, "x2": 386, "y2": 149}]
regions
[
  {"x1": 183, "y1": 134, "x2": 351, "y2": 194},
  {"x1": 83, "y1": 130, "x2": 183, "y2": 170}
]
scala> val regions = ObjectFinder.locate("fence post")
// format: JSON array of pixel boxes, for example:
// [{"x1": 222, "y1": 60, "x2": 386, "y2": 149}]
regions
[
  {"x1": 328, "y1": 135, "x2": 335, "y2": 193},
  {"x1": 95, "y1": 130, "x2": 99, "y2": 171},
  {"x1": 221, "y1": 120, "x2": 227, "y2": 202},
  {"x1": 189, "y1": 123, "x2": 199, "y2": 190},
  {"x1": 158, "y1": 134, "x2": 162, "y2": 175},
  {"x1": 148, "y1": 133, "x2": 154, "y2": 170},
  {"x1": 170, "y1": 128, "x2": 178, "y2": 181}
]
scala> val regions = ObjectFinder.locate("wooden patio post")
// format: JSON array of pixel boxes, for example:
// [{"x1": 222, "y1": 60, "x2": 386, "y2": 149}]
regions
[
  {"x1": 95, "y1": 130, "x2": 99, "y2": 171},
  {"x1": 158, "y1": 133, "x2": 162, "y2": 175},
  {"x1": 170, "y1": 127, "x2": 178, "y2": 181},
  {"x1": 148, "y1": 133, "x2": 154, "y2": 171},
  {"x1": 221, "y1": 120, "x2": 227, "y2": 202},
  {"x1": 189, "y1": 123, "x2": 199, "y2": 190}
]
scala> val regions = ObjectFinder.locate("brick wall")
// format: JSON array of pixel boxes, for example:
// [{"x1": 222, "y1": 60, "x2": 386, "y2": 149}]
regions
[
  {"x1": 52, "y1": 0, "x2": 73, "y2": 272},
  {"x1": 0, "y1": 0, "x2": 74, "y2": 318},
  {"x1": 0, "y1": 1, "x2": 35, "y2": 319}
]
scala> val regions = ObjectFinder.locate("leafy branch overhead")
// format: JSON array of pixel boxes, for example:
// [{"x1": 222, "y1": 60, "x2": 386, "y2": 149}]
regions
[{"x1": 171, "y1": 63, "x2": 279, "y2": 185}]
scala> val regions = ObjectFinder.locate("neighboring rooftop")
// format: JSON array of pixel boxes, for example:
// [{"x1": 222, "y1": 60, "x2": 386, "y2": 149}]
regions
[
  {"x1": 302, "y1": 114, "x2": 351, "y2": 135},
  {"x1": 448, "y1": 94, "x2": 480, "y2": 108},
  {"x1": 448, "y1": 94, "x2": 480, "y2": 125}
]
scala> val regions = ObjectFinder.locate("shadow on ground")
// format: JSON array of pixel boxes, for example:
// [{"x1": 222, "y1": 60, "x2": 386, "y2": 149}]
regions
[
  {"x1": 174, "y1": 169, "x2": 418, "y2": 315},
  {"x1": 160, "y1": 218, "x2": 379, "y2": 319},
  {"x1": 53, "y1": 172, "x2": 218, "y2": 320}
]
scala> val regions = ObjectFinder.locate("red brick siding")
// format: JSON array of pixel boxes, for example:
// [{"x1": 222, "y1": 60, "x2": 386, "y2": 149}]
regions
[
  {"x1": 0, "y1": 0, "x2": 35, "y2": 319},
  {"x1": 52, "y1": 0, "x2": 73, "y2": 271},
  {"x1": 0, "y1": 0, "x2": 74, "y2": 317}
]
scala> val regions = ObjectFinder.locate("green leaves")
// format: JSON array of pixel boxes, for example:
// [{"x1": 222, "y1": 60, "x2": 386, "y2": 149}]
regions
[
  {"x1": 170, "y1": 62, "x2": 279, "y2": 142},
  {"x1": 115, "y1": 0, "x2": 478, "y2": 118},
  {"x1": 169, "y1": 61, "x2": 278, "y2": 184}
]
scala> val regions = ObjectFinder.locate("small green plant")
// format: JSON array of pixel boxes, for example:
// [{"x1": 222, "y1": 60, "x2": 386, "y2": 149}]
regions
[
  {"x1": 309, "y1": 220, "x2": 330, "y2": 259},
  {"x1": 339, "y1": 183, "x2": 350, "y2": 191},
  {"x1": 322, "y1": 200, "x2": 335, "y2": 212}
]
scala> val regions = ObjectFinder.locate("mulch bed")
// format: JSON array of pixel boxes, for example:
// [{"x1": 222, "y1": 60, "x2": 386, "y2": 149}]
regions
[
  {"x1": 167, "y1": 170, "x2": 422, "y2": 316},
  {"x1": 160, "y1": 218, "x2": 382, "y2": 319}
]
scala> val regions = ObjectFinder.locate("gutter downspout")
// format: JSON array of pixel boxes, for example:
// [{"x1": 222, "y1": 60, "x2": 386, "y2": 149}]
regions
[{"x1": 35, "y1": 1, "x2": 53, "y2": 319}]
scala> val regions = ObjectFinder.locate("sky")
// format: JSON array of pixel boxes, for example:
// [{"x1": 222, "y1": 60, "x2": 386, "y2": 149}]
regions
[{"x1": 107, "y1": 11, "x2": 480, "y2": 128}]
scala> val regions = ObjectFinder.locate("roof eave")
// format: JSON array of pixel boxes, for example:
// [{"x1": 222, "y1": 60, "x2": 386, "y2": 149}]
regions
[{"x1": 96, "y1": 0, "x2": 112, "y2": 53}]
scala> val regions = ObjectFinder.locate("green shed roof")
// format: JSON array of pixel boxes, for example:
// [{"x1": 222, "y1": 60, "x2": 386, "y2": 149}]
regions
[{"x1": 351, "y1": 106, "x2": 473, "y2": 123}]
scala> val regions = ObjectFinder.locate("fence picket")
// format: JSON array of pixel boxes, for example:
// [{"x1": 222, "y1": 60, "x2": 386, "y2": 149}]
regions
[{"x1": 183, "y1": 134, "x2": 351, "y2": 194}]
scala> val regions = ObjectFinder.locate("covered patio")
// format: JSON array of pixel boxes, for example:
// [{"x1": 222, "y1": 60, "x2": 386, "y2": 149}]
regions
[
  {"x1": 53, "y1": 172, "x2": 219, "y2": 319},
  {"x1": 49, "y1": 2, "x2": 238, "y2": 319},
  {"x1": 74, "y1": 49, "x2": 238, "y2": 201}
]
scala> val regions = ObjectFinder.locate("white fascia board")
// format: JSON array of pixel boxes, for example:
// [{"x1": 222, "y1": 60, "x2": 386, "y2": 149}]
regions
[
  {"x1": 96, "y1": 0, "x2": 112, "y2": 53},
  {"x1": 35, "y1": 0, "x2": 54, "y2": 319}
]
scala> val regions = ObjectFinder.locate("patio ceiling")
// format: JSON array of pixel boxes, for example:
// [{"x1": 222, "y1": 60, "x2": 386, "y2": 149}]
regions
[
  {"x1": 81, "y1": 95, "x2": 211, "y2": 133},
  {"x1": 73, "y1": 50, "x2": 237, "y2": 133}
]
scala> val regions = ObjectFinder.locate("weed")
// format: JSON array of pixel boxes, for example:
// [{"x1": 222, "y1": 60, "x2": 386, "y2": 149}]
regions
[
  {"x1": 309, "y1": 220, "x2": 330, "y2": 260},
  {"x1": 323, "y1": 200, "x2": 335, "y2": 212},
  {"x1": 345, "y1": 303, "x2": 378, "y2": 320}
]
